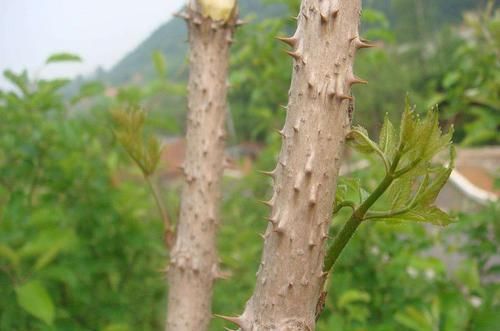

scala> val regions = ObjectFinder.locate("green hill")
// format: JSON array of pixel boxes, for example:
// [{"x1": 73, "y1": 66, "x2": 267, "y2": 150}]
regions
[
  {"x1": 103, "y1": 0, "x2": 483, "y2": 86},
  {"x1": 105, "y1": 0, "x2": 284, "y2": 85}
]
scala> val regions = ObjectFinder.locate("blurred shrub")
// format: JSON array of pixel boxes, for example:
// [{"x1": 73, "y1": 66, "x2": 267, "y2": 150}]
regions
[{"x1": 0, "y1": 62, "x2": 167, "y2": 330}]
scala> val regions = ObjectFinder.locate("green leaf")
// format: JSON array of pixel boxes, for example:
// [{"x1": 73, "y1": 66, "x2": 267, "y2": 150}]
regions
[
  {"x1": 399, "y1": 99, "x2": 417, "y2": 146},
  {"x1": 336, "y1": 177, "x2": 362, "y2": 204},
  {"x1": 338, "y1": 289, "x2": 371, "y2": 308},
  {"x1": 414, "y1": 165, "x2": 452, "y2": 206},
  {"x1": 0, "y1": 244, "x2": 20, "y2": 267},
  {"x1": 15, "y1": 280, "x2": 55, "y2": 325},
  {"x1": 398, "y1": 107, "x2": 453, "y2": 170},
  {"x1": 395, "y1": 306, "x2": 435, "y2": 331},
  {"x1": 3, "y1": 70, "x2": 30, "y2": 95},
  {"x1": 380, "y1": 206, "x2": 455, "y2": 226},
  {"x1": 378, "y1": 113, "x2": 396, "y2": 156},
  {"x1": 38, "y1": 78, "x2": 71, "y2": 95},
  {"x1": 455, "y1": 260, "x2": 481, "y2": 291},
  {"x1": 144, "y1": 136, "x2": 162, "y2": 176},
  {"x1": 45, "y1": 53, "x2": 82, "y2": 64},
  {"x1": 152, "y1": 50, "x2": 167, "y2": 78},
  {"x1": 20, "y1": 228, "x2": 76, "y2": 260},
  {"x1": 347, "y1": 126, "x2": 378, "y2": 154},
  {"x1": 34, "y1": 231, "x2": 77, "y2": 270},
  {"x1": 111, "y1": 107, "x2": 162, "y2": 177},
  {"x1": 443, "y1": 71, "x2": 460, "y2": 88},
  {"x1": 385, "y1": 175, "x2": 413, "y2": 209}
]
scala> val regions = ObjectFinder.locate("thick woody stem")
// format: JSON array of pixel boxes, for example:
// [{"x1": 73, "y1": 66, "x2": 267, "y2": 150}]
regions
[
  {"x1": 166, "y1": 5, "x2": 238, "y2": 331},
  {"x1": 235, "y1": 1, "x2": 365, "y2": 330}
]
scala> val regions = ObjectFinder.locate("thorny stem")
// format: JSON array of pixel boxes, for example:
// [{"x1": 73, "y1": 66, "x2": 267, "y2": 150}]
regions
[{"x1": 145, "y1": 175, "x2": 175, "y2": 248}]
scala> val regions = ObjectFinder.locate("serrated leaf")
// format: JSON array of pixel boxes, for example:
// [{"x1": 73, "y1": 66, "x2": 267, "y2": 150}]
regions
[
  {"x1": 347, "y1": 126, "x2": 377, "y2": 154},
  {"x1": 381, "y1": 206, "x2": 455, "y2": 226},
  {"x1": 144, "y1": 136, "x2": 162, "y2": 176},
  {"x1": 15, "y1": 281, "x2": 55, "y2": 325},
  {"x1": 341, "y1": 99, "x2": 455, "y2": 233},
  {"x1": 46, "y1": 53, "x2": 82, "y2": 64},
  {"x1": 385, "y1": 176, "x2": 413, "y2": 209},
  {"x1": 399, "y1": 99, "x2": 416, "y2": 146},
  {"x1": 336, "y1": 177, "x2": 362, "y2": 204},
  {"x1": 378, "y1": 114, "x2": 396, "y2": 155},
  {"x1": 414, "y1": 165, "x2": 452, "y2": 206},
  {"x1": 398, "y1": 108, "x2": 453, "y2": 170},
  {"x1": 112, "y1": 107, "x2": 162, "y2": 177}
]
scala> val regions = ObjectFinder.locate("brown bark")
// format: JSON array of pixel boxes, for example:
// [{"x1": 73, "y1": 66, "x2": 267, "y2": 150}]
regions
[
  {"x1": 166, "y1": 3, "x2": 238, "y2": 331},
  {"x1": 233, "y1": 1, "x2": 367, "y2": 330}
]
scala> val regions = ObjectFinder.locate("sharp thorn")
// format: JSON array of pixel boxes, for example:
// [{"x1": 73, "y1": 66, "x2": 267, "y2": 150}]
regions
[
  {"x1": 265, "y1": 216, "x2": 277, "y2": 225},
  {"x1": 338, "y1": 94, "x2": 354, "y2": 101},
  {"x1": 286, "y1": 50, "x2": 302, "y2": 61},
  {"x1": 320, "y1": 12, "x2": 328, "y2": 23},
  {"x1": 258, "y1": 170, "x2": 276, "y2": 177},
  {"x1": 235, "y1": 19, "x2": 247, "y2": 26},
  {"x1": 258, "y1": 200, "x2": 273, "y2": 208},
  {"x1": 174, "y1": 11, "x2": 190, "y2": 21},
  {"x1": 354, "y1": 37, "x2": 376, "y2": 49},
  {"x1": 319, "y1": 271, "x2": 329, "y2": 279},
  {"x1": 276, "y1": 36, "x2": 297, "y2": 47},
  {"x1": 349, "y1": 76, "x2": 368, "y2": 85},
  {"x1": 273, "y1": 225, "x2": 285, "y2": 234},
  {"x1": 273, "y1": 128, "x2": 285, "y2": 137},
  {"x1": 214, "y1": 314, "x2": 244, "y2": 327}
]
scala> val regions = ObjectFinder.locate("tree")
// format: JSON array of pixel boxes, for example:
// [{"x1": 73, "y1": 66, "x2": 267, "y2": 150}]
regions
[
  {"x1": 224, "y1": 0, "x2": 368, "y2": 329},
  {"x1": 216, "y1": 1, "x2": 454, "y2": 330},
  {"x1": 166, "y1": 1, "x2": 240, "y2": 330}
]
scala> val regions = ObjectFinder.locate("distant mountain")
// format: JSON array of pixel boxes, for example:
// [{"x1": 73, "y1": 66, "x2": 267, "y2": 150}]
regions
[
  {"x1": 102, "y1": 0, "x2": 483, "y2": 86},
  {"x1": 104, "y1": 0, "x2": 284, "y2": 86}
]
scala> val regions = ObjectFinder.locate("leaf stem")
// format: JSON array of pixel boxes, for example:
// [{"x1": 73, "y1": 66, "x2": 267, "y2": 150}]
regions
[
  {"x1": 351, "y1": 129, "x2": 390, "y2": 173},
  {"x1": 333, "y1": 201, "x2": 357, "y2": 215},
  {"x1": 324, "y1": 173, "x2": 394, "y2": 271},
  {"x1": 394, "y1": 158, "x2": 421, "y2": 177},
  {"x1": 145, "y1": 175, "x2": 175, "y2": 248},
  {"x1": 364, "y1": 207, "x2": 411, "y2": 220},
  {"x1": 324, "y1": 146, "x2": 406, "y2": 272},
  {"x1": 364, "y1": 174, "x2": 427, "y2": 220}
]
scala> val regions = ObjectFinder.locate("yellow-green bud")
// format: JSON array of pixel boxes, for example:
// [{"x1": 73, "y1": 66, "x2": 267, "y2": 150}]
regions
[{"x1": 198, "y1": 0, "x2": 236, "y2": 21}]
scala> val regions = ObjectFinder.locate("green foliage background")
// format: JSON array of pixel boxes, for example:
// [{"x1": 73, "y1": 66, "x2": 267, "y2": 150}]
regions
[{"x1": 1, "y1": 0, "x2": 499, "y2": 330}]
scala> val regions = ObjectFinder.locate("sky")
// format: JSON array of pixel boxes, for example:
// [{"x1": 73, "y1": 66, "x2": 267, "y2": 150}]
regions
[{"x1": 0, "y1": 0, "x2": 185, "y2": 87}]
